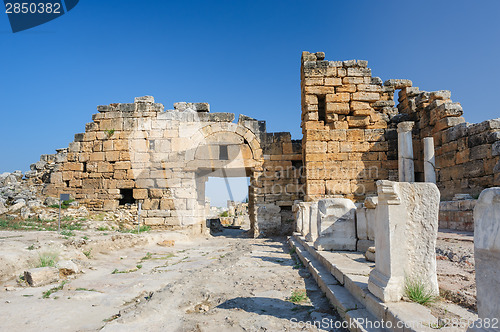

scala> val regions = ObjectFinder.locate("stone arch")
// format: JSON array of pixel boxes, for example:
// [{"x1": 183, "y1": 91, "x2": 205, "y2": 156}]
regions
[
  {"x1": 183, "y1": 121, "x2": 264, "y2": 235},
  {"x1": 184, "y1": 122, "x2": 263, "y2": 164}
]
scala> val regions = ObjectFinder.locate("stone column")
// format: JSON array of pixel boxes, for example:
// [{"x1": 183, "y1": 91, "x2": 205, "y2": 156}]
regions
[
  {"x1": 294, "y1": 202, "x2": 310, "y2": 236},
  {"x1": 397, "y1": 122, "x2": 415, "y2": 182},
  {"x1": 305, "y1": 202, "x2": 318, "y2": 242},
  {"x1": 292, "y1": 201, "x2": 301, "y2": 233},
  {"x1": 423, "y1": 137, "x2": 437, "y2": 184},
  {"x1": 468, "y1": 188, "x2": 500, "y2": 332},
  {"x1": 368, "y1": 180, "x2": 440, "y2": 302}
]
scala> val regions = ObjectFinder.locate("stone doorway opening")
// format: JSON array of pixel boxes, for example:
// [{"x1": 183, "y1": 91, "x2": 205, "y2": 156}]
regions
[{"x1": 197, "y1": 167, "x2": 253, "y2": 235}]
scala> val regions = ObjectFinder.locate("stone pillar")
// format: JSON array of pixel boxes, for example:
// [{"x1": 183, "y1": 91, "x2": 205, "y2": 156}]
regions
[
  {"x1": 397, "y1": 122, "x2": 415, "y2": 182},
  {"x1": 368, "y1": 180, "x2": 439, "y2": 302},
  {"x1": 423, "y1": 137, "x2": 436, "y2": 184},
  {"x1": 314, "y1": 198, "x2": 356, "y2": 251},
  {"x1": 305, "y1": 202, "x2": 318, "y2": 242},
  {"x1": 468, "y1": 188, "x2": 500, "y2": 332},
  {"x1": 294, "y1": 202, "x2": 311, "y2": 236},
  {"x1": 292, "y1": 201, "x2": 301, "y2": 233}
]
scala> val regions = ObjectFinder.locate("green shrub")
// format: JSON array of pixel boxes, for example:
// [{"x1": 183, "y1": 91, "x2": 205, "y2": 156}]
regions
[{"x1": 37, "y1": 252, "x2": 58, "y2": 267}]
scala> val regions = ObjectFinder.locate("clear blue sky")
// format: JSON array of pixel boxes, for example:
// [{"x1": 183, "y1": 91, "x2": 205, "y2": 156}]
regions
[{"x1": 1, "y1": 0, "x2": 499, "y2": 174}]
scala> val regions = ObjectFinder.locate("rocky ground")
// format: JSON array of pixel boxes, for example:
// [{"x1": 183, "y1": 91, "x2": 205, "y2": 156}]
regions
[
  {"x1": 435, "y1": 230, "x2": 476, "y2": 311},
  {"x1": 0, "y1": 227, "x2": 346, "y2": 332}
]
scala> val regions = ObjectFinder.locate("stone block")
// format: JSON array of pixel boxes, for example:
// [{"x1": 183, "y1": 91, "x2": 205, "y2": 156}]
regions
[
  {"x1": 326, "y1": 93, "x2": 350, "y2": 103},
  {"x1": 314, "y1": 198, "x2": 357, "y2": 251},
  {"x1": 492, "y1": 141, "x2": 500, "y2": 157},
  {"x1": 350, "y1": 101, "x2": 371, "y2": 111},
  {"x1": 324, "y1": 77, "x2": 342, "y2": 86},
  {"x1": 24, "y1": 267, "x2": 59, "y2": 287},
  {"x1": 472, "y1": 188, "x2": 500, "y2": 327},
  {"x1": 347, "y1": 67, "x2": 371, "y2": 77},
  {"x1": 383, "y1": 79, "x2": 412, "y2": 89},
  {"x1": 347, "y1": 116, "x2": 370, "y2": 128},
  {"x1": 326, "y1": 102, "x2": 350, "y2": 115},
  {"x1": 434, "y1": 116, "x2": 465, "y2": 132},
  {"x1": 356, "y1": 206, "x2": 368, "y2": 240},
  {"x1": 368, "y1": 181, "x2": 440, "y2": 302},
  {"x1": 352, "y1": 92, "x2": 380, "y2": 102},
  {"x1": 346, "y1": 129, "x2": 365, "y2": 142}
]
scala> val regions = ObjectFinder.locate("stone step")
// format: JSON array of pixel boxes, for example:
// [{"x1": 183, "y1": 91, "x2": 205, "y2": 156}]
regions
[
  {"x1": 289, "y1": 236, "x2": 384, "y2": 332},
  {"x1": 289, "y1": 235, "x2": 472, "y2": 332}
]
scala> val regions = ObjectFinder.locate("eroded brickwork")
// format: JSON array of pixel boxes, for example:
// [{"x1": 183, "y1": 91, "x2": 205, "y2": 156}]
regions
[
  {"x1": 42, "y1": 97, "x2": 303, "y2": 236},
  {"x1": 397, "y1": 87, "x2": 500, "y2": 199},
  {"x1": 32, "y1": 51, "x2": 500, "y2": 236},
  {"x1": 300, "y1": 51, "x2": 398, "y2": 202}
]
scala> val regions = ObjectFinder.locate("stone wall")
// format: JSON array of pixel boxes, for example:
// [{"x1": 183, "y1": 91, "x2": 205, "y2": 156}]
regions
[
  {"x1": 397, "y1": 87, "x2": 500, "y2": 199},
  {"x1": 439, "y1": 198, "x2": 476, "y2": 232},
  {"x1": 300, "y1": 52, "x2": 399, "y2": 202},
  {"x1": 301, "y1": 50, "x2": 499, "y2": 203},
  {"x1": 41, "y1": 96, "x2": 303, "y2": 236}
]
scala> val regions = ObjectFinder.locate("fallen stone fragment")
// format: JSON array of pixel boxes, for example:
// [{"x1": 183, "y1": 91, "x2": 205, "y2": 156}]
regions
[
  {"x1": 157, "y1": 240, "x2": 175, "y2": 247},
  {"x1": 24, "y1": 267, "x2": 59, "y2": 287},
  {"x1": 365, "y1": 247, "x2": 375, "y2": 262},
  {"x1": 56, "y1": 260, "x2": 80, "y2": 276}
]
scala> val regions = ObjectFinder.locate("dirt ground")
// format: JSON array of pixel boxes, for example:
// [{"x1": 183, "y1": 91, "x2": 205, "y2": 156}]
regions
[
  {"x1": 435, "y1": 230, "x2": 476, "y2": 311},
  {"x1": 0, "y1": 227, "x2": 345, "y2": 332}
]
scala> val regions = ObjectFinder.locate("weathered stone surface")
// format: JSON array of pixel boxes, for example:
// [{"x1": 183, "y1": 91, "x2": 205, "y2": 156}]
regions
[
  {"x1": 365, "y1": 246, "x2": 375, "y2": 262},
  {"x1": 423, "y1": 137, "x2": 437, "y2": 183},
  {"x1": 383, "y1": 79, "x2": 412, "y2": 89},
  {"x1": 24, "y1": 267, "x2": 59, "y2": 287},
  {"x1": 397, "y1": 122, "x2": 415, "y2": 182},
  {"x1": 305, "y1": 202, "x2": 318, "y2": 242},
  {"x1": 471, "y1": 188, "x2": 500, "y2": 328},
  {"x1": 364, "y1": 196, "x2": 378, "y2": 209},
  {"x1": 56, "y1": 260, "x2": 80, "y2": 275},
  {"x1": 368, "y1": 180, "x2": 439, "y2": 302},
  {"x1": 297, "y1": 202, "x2": 312, "y2": 237},
  {"x1": 314, "y1": 198, "x2": 356, "y2": 251}
]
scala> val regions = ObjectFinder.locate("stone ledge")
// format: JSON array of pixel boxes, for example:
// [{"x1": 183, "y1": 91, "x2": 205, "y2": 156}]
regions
[{"x1": 289, "y1": 235, "x2": 475, "y2": 332}]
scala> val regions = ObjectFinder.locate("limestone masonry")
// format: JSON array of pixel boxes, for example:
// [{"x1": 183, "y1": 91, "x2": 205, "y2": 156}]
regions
[{"x1": 25, "y1": 51, "x2": 499, "y2": 237}]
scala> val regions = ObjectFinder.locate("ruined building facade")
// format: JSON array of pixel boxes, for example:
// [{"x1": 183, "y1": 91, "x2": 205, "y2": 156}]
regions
[{"x1": 37, "y1": 52, "x2": 500, "y2": 236}]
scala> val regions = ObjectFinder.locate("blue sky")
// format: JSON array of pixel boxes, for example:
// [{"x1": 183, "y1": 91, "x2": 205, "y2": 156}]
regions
[{"x1": 1, "y1": 0, "x2": 499, "y2": 181}]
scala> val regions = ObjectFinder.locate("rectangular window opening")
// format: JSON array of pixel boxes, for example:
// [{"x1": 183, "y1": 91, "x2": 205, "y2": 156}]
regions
[
  {"x1": 219, "y1": 145, "x2": 229, "y2": 160},
  {"x1": 119, "y1": 189, "x2": 135, "y2": 205},
  {"x1": 317, "y1": 94, "x2": 326, "y2": 124}
]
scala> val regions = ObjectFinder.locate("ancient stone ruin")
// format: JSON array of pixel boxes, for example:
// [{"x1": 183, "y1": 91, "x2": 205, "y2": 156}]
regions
[
  {"x1": 7, "y1": 51, "x2": 494, "y2": 242},
  {"x1": 1, "y1": 50, "x2": 499, "y2": 331}
]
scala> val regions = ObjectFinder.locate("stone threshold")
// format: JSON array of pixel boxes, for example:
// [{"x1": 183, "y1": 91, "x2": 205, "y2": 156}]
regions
[{"x1": 289, "y1": 234, "x2": 473, "y2": 332}]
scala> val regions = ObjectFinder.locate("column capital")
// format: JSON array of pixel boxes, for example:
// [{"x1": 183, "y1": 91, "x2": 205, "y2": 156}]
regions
[{"x1": 397, "y1": 121, "x2": 414, "y2": 133}]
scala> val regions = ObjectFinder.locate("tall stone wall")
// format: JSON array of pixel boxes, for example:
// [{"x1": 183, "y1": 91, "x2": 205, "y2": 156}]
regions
[
  {"x1": 300, "y1": 52, "x2": 398, "y2": 202},
  {"x1": 41, "y1": 96, "x2": 303, "y2": 236},
  {"x1": 254, "y1": 132, "x2": 303, "y2": 236},
  {"x1": 301, "y1": 51, "x2": 499, "y2": 204},
  {"x1": 397, "y1": 87, "x2": 500, "y2": 199}
]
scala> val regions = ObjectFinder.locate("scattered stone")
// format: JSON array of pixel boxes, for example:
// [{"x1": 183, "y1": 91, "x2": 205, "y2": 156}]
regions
[
  {"x1": 24, "y1": 267, "x2": 60, "y2": 287},
  {"x1": 44, "y1": 197, "x2": 59, "y2": 206},
  {"x1": 365, "y1": 247, "x2": 375, "y2": 262},
  {"x1": 56, "y1": 260, "x2": 80, "y2": 276},
  {"x1": 157, "y1": 240, "x2": 175, "y2": 247}
]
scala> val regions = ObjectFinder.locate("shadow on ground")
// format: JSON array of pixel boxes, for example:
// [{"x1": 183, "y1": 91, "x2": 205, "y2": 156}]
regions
[{"x1": 217, "y1": 296, "x2": 314, "y2": 320}]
